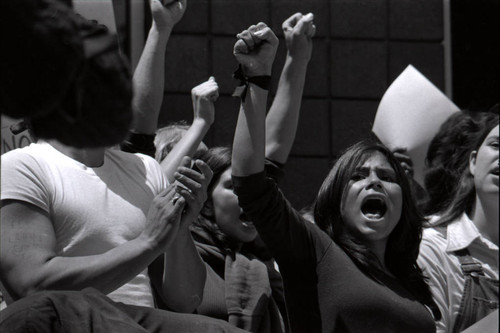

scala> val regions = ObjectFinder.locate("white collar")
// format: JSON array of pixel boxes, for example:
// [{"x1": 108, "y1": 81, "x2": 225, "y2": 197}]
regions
[{"x1": 446, "y1": 213, "x2": 498, "y2": 253}]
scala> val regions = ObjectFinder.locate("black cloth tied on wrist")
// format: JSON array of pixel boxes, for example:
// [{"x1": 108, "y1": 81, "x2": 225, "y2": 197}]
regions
[{"x1": 232, "y1": 65, "x2": 271, "y2": 102}]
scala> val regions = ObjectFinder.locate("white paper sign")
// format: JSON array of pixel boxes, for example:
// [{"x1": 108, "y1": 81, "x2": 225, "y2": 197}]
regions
[
  {"x1": 1, "y1": 115, "x2": 35, "y2": 155},
  {"x1": 373, "y1": 65, "x2": 460, "y2": 186}
]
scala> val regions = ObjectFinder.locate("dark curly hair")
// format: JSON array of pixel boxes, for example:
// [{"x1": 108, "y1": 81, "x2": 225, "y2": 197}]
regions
[
  {"x1": 314, "y1": 140, "x2": 441, "y2": 320},
  {"x1": 1, "y1": 0, "x2": 133, "y2": 148},
  {"x1": 434, "y1": 115, "x2": 499, "y2": 227},
  {"x1": 423, "y1": 110, "x2": 499, "y2": 215}
]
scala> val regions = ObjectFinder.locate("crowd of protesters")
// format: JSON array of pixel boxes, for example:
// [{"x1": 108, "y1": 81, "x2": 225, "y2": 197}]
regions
[{"x1": 0, "y1": 1, "x2": 497, "y2": 332}]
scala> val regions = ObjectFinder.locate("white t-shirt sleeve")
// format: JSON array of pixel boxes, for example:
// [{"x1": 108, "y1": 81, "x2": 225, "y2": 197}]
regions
[
  {"x1": 1, "y1": 148, "x2": 51, "y2": 213},
  {"x1": 138, "y1": 153, "x2": 168, "y2": 194}
]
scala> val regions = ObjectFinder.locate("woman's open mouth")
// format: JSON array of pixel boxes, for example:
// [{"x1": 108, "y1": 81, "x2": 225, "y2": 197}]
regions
[
  {"x1": 239, "y1": 212, "x2": 255, "y2": 228},
  {"x1": 361, "y1": 197, "x2": 387, "y2": 220}
]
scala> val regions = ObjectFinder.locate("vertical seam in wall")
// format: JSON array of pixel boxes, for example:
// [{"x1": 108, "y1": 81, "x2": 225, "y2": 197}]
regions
[
  {"x1": 267, "y1": 0, "x2": 272, "y2": 28},
  {"x1": 386, "y1": 0, "x2": 391, "y2": 91},
  {"x1": 442, "y1": 0, "x2": 453, "y2": 99},
  {"x1": 327, "y1": 0, "x2": 333, "y2": 161},
  {"x1": 208, "y1": 0, "x2": 215, "y2": 144}
]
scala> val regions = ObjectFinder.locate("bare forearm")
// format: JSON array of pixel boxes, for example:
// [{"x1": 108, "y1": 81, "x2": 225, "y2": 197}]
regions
[
  {"x1": 232, "y1": 84, "x2": 268, "y2": 177},
  {"x1": 6, "y1": 236, "x2": 159, "y2": 299},
  {"x1": 265, "y1": 55, "x2": 308, "y2": 163},
  {"x1": 159, "y1": 119, "x2": 210, "y2": 182},
  {"x1": 161, "y1": 229, "x2": 206, "y2": 312},
  {"x1": 132, "y1": 24, "x2": 172, "y2": 134}
]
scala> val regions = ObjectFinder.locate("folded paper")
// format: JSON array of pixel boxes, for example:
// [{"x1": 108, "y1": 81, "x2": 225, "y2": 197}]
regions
[{"x1": 373, "y1": 65, "x2": 460, "y2": 186}]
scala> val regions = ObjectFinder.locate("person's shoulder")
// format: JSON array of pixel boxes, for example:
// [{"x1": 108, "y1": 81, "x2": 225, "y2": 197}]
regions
[
  {"x1": 419, "y1": 224, "x2": 449, "y2": 264},
  {"x1": 107, "y1": 149, "x2": 157, "y2": 165},
  {"x1": 2, "y1": 143, "x2": 48, "y2": 166},
  {"x1": 422, "y1": 225, "x2": 447, "y2": 247}
]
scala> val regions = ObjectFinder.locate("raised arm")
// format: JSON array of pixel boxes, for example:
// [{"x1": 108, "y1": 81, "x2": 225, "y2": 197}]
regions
[
  {"x1": 159, "y1": 77, "x2": 218, "y2": 182},
  {"x1": 131, "y1": 0, "x2": 187, "y2": 134},
  {"x1": 265, "y1": 13, "x2": 315, "y2": 164},
  {"x1": 150, "y1": 157, "x2": 212, "y2": 312},
  {"x1": 231, "y1": 23, "x2": 279, "y2": 177}
]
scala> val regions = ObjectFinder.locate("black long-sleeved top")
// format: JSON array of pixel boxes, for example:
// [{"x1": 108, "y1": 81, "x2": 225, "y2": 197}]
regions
[{"x1": 233, "y1": 171, "x2": 436, "y2": 333}]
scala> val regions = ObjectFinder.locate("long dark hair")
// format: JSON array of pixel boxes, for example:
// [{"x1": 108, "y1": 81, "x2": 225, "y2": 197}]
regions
[
  {"x1": 314, "y1": 140, "x2": 441, "y2": 319},
  {"x1": 424, "y1": 111, "x2": 499, "y2": 215},
  {"x1": 191, "y1": 147, "x2": 240, "y2": 252},
  {"x1": 434, "y1": 115, "x2": 499, "y2": 227}
]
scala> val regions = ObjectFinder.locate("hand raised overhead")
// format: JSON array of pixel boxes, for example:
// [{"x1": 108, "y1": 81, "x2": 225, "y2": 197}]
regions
[
  {"x1": 150, "y1": 0, "x2": 187, "y2": 31},
  {"x1": 191, "y1": 76, "x2": 219, "y2": 127},
  {"x1": 233, "y1": 22, "x2": 279, "y2": 77},
  {"x1": 282, "y1": 12, "x2": 316, "y2": 62}
]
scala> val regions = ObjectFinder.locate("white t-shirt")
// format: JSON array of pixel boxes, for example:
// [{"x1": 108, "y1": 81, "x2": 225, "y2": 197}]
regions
[{"x1": 1, "y1": 142, "x2": 167, "y2": 307}]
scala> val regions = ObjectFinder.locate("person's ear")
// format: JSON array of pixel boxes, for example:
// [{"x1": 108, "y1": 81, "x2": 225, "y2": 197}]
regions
[{"x1": 469, "y1": 150, "x2": 478, "y2": 176}]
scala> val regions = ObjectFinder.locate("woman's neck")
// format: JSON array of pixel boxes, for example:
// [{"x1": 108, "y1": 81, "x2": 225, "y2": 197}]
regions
[
  {"x1": 47, "y1": 140, "x2": 106, "y2": 167},
  {"x1": 368, "y1": 240, "x2": 389, "y2": 272},
  {"x1": 470, "y1": 194, "x2": 499, "y2": 246}
]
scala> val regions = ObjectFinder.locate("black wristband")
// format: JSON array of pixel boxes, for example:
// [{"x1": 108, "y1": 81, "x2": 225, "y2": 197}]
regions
[{"x1": 232, "y1": 65, "x2": 271, "y2": 102}]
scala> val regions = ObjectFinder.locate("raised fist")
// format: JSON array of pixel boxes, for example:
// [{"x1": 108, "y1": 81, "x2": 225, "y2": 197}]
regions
[{"x1": 233, "y1": 22, "x2": 279, "y2": 77}]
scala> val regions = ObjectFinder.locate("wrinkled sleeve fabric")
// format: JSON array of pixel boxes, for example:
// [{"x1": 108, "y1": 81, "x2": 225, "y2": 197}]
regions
[
  {"x1": 418, "y1": 229, "x2": 451, "y2": 333},
  {"x1": 232, "y1": 170, "x2": 330, "y2": 332},
  {"x1": 232, "y1": 171, "x2": 321, "y2": 264}
]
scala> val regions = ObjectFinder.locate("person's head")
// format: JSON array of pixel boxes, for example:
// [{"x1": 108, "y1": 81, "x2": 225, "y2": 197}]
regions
[
  {"x1": 438, "y1": 118, "x2": 499, "y2": 226},
  {"x1": 314, "y1": 141, "x2": 423, "y2": 273},
  {"x1": 314, "y1": 140, "x2": 441, "y2": 319},
  {"x1": 424, "y1": 111, "x2": 499, "y2": 214},
  {"x1": 154, "y1": 122, "x2": 208, "y2": 162},
  {"x1": 1, "y1": 0, "x2": 133, "y2": 148},
  {"x1": 193, "y1": 147, "x2": 258, "y2": 249}
]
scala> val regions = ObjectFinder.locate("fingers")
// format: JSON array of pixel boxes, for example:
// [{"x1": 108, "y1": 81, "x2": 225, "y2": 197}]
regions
[
  {"x1": 282, "y1": 12, "x2": 303, "y2": 32},
  {"x1": 175, "y1": 160, "x2": 212, "y2": 191},
  {"x1": 236, "y1": 30, "x2": 256, "y2": 52},
  {"x1": 234, "y1": 38, "x2": 250, "y2": 54},
  {"x1": 235, "y1": 22, "x2": 278, "y2": 52},
  {"x1": 302, "y1": 13, "x2": 315, "y2": 37},
  {"x1": 283, "y1": 12, "x2": 315, "y2": 37},
  {"x1": 174, "y1": 160, "x2": 212, "y2": 210},
  {"x1": 163, "y1": 0, "x2": 185, "y2": 10},
  {"x1": 252, "y1": 26, "x2": 279, "y2": 47},
  {"x1": 392, "y1": 148, "x2": 414, "y2": 177},
  {"x1": 192, "y1": 77, "x2": 219, "y2": 101},
  {"x1": 193, "y1": 159, "x2": 214, "y2": 184}
]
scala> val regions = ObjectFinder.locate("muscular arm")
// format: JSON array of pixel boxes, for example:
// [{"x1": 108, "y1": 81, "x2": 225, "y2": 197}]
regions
[{"x1": 0, "y1": 200, "x2": 158, "y2": 300}]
